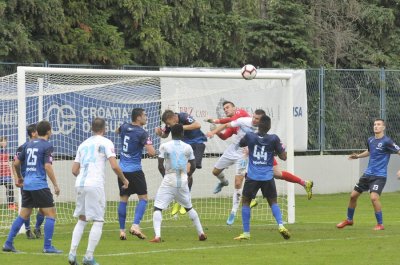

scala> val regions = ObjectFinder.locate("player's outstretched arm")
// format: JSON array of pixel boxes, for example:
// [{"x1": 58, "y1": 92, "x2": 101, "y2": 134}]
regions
[
  {"x1": 108, "y1": 157, "x2": 129, "y2": 189},
  {"x1": 183, "y1": 120, "x2": 201, "y2": 131},
  {"x1": 45, "y1": 163, "x2": 60, "y2": 196},
  {"x1": 207, "y1": 123, "x2": 229, "y2": 138},
  {"x1": 348, "y1": 150, "x2": 369, "y2": 160}
]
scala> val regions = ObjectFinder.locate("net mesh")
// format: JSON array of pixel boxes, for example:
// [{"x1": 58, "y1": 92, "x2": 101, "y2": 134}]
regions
[{"x1": 0, "y1": 68, "x2": 290, "y2": 233}]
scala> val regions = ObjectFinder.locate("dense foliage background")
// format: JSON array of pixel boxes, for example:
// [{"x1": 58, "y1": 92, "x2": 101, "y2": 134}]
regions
[{"x1": 1, "y1": 0, "x2": 400, "y2": 68}]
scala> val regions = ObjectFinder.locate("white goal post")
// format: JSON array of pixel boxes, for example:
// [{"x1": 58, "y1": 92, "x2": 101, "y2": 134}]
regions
[{"x1": 1, "y1": 66, "x2": 295, "y2": 232}]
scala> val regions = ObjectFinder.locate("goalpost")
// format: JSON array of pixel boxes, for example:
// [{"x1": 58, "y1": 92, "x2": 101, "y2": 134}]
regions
[{"x1": 0, "y1": 66, "x2": 295, "y2": 232}]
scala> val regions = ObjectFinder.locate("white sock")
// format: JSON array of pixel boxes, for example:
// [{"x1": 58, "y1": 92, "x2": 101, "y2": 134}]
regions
[
  {"x1": 85, "y1": 221, "x2": 103, "y2": 260},
  {"x1": 153, "y1": 210, "x2": 162, "y2": 238},
  {"x1": 231, "y1": 189, "x2": 241, "y2": 214},
  {"x1": 69, "y1": 220, "x2": 87, "y2": 256},
  {"x1": 187, "y1": 208, "x2": 204, "y2": 235},
  {"x1": 216, "y1": 172, "x2": 226, "y2": 182}
]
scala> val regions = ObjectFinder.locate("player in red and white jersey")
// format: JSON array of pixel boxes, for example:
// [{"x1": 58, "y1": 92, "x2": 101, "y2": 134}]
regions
[
  {"x1": 207, "y1": 103, "x2": 313, "y2": 225},
  {"x1": 205, "y1": 101, "x2": 250, "y2": 140}
]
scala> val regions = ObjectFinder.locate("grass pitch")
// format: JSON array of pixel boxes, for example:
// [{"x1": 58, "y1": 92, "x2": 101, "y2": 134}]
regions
[{"x1": 1, "y1": 192, "x2": 400, "y2": 265}]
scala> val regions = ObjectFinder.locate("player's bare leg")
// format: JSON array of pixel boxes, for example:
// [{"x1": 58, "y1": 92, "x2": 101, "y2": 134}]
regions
[
  {"x1": 212, "y1": 168, "x2": 229, "y2": 194},
  {"x1": 273, "y1": 166, "x2": 313, "y2": 200}
]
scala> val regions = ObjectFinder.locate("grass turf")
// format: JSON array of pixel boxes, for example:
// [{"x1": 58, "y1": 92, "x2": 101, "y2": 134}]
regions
[{"x1": 1, "y1": 192, "x2": 400, "y2": 265}]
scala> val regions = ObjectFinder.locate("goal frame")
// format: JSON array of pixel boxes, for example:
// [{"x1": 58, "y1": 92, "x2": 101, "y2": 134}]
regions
[{"x1": 16, "y1": 66, "x2": 296, "y2": 224}]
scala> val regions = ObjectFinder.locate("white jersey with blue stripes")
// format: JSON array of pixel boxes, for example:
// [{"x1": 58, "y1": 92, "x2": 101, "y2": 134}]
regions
[{"x1": 74, "y1": 135, "x2": 116, "y2": 188}]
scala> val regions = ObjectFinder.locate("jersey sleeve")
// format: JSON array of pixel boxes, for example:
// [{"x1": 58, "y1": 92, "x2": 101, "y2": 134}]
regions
[
  {"x1": 158, "y1": 144, "x2": 166, "y2": 159},
  {"x1": 74, "y1": 146, "x2": 81, "y2": 163},
  {"x1": 17, "y1": 146, "x2": 26, "y2": 162},
  {"x1": 385, "y1": 138, "x2": 400, "y2": 154},
  {"x1": 44, "y1": 143, "x2": 54, "y2": 164},
  {"x1": 179, "y1": 112, "x2": 195, "y2": 125},
  {"x1": 105, "y1": 140, "x2": 116, "y2": 158},
  {"x1": 239, "y1": 133, "x2": 248, "y2": 147},
  {"x1": 140, "y1": 130, "x2": 149, "y2": 146},
  {"x1": 14, "y1": 145, "x2": 24, "y2": 161},
  {"x1": 273, "y1": 135, "x2": 285, "y2": 155},
  {"x1": 118, "y1": 122, "x2": 127, "y2": 134}
]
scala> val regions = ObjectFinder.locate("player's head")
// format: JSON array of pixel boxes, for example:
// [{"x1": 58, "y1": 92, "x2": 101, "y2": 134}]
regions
[
  {"x1": 171, "y1": 123, "x2": 184, "y2": 140},
  {"x1": 252, "y1": 109, "x2": 266, "y2": 126},
  {"x1": 373, "y1": 118, "x2": 385, "y2": 134},
  {"x1": 92, "y1": 117, "x2": 106, "y2": 135},
  {"x1": 37, "y1": 120, "x2": 52, "y2": 138},
  {"x1": 27, "y1": 124, "x2": 38, "y2": 139},
  {"x1": 258, "y1": 115, "x2": 271, "y2": 135},
  {"x1": 222, "y1": 101, "x2": 236, "y2": 117},
  {"x1": 0, "y1": 136, "x2": 7, "y2": 148},
  {"x1": 162, "y1": 110, "x2": 178, "y2": 126},
  {"x1": 131, "y1": 108, "x2": 147, "y2": 125}
]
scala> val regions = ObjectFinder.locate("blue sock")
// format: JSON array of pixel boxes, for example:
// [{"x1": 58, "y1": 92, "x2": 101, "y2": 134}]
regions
[
  {"x1": 5, "y1": 216, "x2": 25, "y2": 246},
  {"x1": 24, "y1": 217, "x2": 31, "y2": 230},
  {"x1": 133, "y1": 200, "x2": 148, "y2": 225},
  {"x1": 43, "y1": 217, "x2": 55, "y2": 249},
  {"x1": 375, "y1": 211, "x2": 383, "y2": 224},
  {"x1": 36, "y1": 213, "x2": 45, "y2": 229},
  {"x1": 347, "y1": 208, "x2": 355, "y2": 221},
  {"x1": 242, "y1": 205, "x2": 251, "y2": 233},
  {"x1": 271, "y1": 203, "x2": 283, "y2": 225},
  {"x1": 118, "y1": 201, "x2": 127, "y2": 229}
]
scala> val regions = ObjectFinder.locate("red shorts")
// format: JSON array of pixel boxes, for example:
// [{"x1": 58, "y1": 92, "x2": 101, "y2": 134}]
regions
[{"x1": 273, "y1": 158, "x2": 278, "y2": 166}]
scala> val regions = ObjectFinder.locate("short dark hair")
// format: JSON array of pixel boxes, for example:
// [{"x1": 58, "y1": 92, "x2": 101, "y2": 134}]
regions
[
  {"x1": 170, "y1": 124, "x2": 184, "y2": 139},
  {"x1": 375, "y1": 118, "x2": 385, "y2": 125},
  {"x1": 37, "y1": 120, "x2": 51, "y2": 136},
  {"x1": 27, "y1": 124, "x2": 37, "y2": 138},
  {"x1": 92, "y1": 118, "x2": 106, "y2": 133},
  {"x1": 222, "y1": 101, "x2": 235, "y2": 107},
  {"x1": 131, "y1": 108, "x2": 144, "y2": 122},
  {"x1": 161, "y1": 110, "x2": 175, "y2": 123},
  {"x1": 258, "y1": 115, "x2": 271, "y2": 134},
  {"x1": 254, "y1": 109, "x2": 266, "y2": 116}
]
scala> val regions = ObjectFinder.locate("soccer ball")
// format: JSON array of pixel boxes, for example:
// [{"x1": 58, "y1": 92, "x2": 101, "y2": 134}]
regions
[{"x1": 241, "y1": 64, "x2": 257, "y2": 80}]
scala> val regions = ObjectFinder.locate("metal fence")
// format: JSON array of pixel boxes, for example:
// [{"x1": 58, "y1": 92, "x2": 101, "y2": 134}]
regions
[{"x1": 1, "y1": 62, "x2": 399, "y2": 152}]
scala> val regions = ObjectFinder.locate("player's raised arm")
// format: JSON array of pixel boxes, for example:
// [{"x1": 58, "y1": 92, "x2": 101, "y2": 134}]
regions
[
  {"x1": 183, "y1": 120, "x2": 201, "y2": 131},
  {"x1": 207, "y1": 123, "x2": 230, "y2": 138},
  {"x1": 145, "y1": 136, "x2": 156, "y2": 157}
]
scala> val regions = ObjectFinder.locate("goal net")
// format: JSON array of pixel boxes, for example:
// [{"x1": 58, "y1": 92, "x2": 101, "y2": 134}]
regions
[{"x1": 0, "y1": 66, "x2": 296, "y2": 233}]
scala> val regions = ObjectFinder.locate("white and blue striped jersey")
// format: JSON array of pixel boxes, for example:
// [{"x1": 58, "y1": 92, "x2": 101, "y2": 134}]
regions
[
  {"x1": 365, "y1": 135, "x2": 400, "y2": 177},
  {"x1": 158, "y1": 140, "x2": 195, "y2": 187},
  {"x1": 74, "y1": 135, "x2": 116, "y2": 188}
]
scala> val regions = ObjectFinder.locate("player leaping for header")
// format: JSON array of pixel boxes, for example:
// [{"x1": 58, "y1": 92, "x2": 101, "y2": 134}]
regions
[{"x1": 207, "y1": 102, "x2": 313, "y2": 225}]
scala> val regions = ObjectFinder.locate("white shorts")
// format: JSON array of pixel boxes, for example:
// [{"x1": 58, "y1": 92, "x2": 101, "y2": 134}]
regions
[
  {"x1": 154, "y1": 183, "x2": 192, "y2": 210},
  {"x1": 214, "y1": 156, "x2": 248, "y2": 176},
  {"x1": 73, "y1": 186, "x2": 105, "y2": 222}
]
